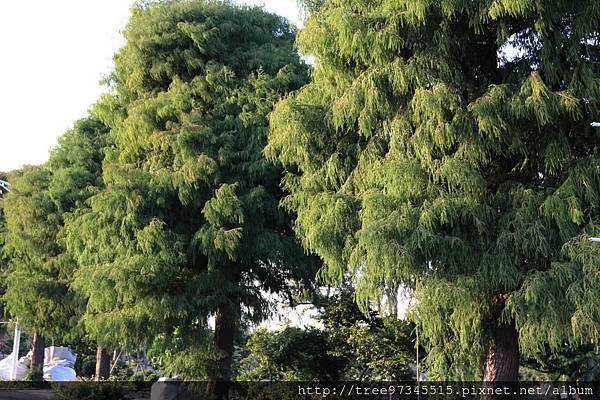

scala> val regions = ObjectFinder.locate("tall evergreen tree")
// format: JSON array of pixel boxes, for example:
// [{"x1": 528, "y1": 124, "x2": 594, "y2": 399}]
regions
[
  {"x1": 47, "y1": 116, "x2": 109, "y2": 379},
  {"x1": 267, "y1": 0, "x2": 600, "y2": 382},
  {"x1": 65, "y1": 1, "x2": 314, "y2": 395},
  {"x1": 3, "y1": 166, "x2": 71, "y2": 375},
  {"x1": 2, "y1": 116, "x2": 107, "y2": 377}
]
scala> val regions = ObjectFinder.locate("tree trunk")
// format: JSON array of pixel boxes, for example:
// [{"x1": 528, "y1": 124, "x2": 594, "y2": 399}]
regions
[
  {"x1": 482, "y1": 322, "x2": 519, "y2": 399},
  {"x1": 30, "y1": 333, "x2": 45, "y2": 380},
  {"x1": 206, "y1": 304, "x2": 236, "y2": 399},
  {"x1": 95, "y1": 346, "x2": 110, "y2": 381},
  {"x1": 112, "y1": 347, "x2": 121, "y2": 364}
]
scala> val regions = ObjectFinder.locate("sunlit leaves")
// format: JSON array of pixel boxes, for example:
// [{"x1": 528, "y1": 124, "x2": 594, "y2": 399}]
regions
[
  {"x1": 273, "y1": 0, "x2": 600, "y2": 378},
  {"x1": 66, "y1": 0, "x2": 316, "y2": 378},
  {"x1": 2, "y1": 116, "x2": 107, "y2": 339}
]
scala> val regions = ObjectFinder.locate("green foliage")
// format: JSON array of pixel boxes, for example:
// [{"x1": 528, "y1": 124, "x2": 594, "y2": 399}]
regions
[
  {"x1": 66, "y1": 0, "x2": 315, "y2": 379},
  {"x1": 522, "y1": 342, "x2": 600, "y2": 381},
  {"x1": 268, "y1": 0, "x2": 600, "y2": 379},
  {"x1": 129, "y1": 370, "x2": 159, "y2": 382},
  {"x1": 148, "y1": 327, "x2": 218, "y2": 379},
  {"x1": 57, "y1": 336, "x2": 101, "y2": 378},
  {"x1": 48, "y1": 117, "x2": 108, "y2": 214},
  {"x1": 2, "y1": 116, "x2": 107, "y2": 340},
  {"x1": 23, "y1": 367, "x2": 44, "y2": 382},
  {"x1": 50, "y1": 382, "x2": 126, "y2": 400},
  {"x1": 319, "y1": 290, "x2": 416, "y2": 380},
  {"x1": 108, "y1": 360, "x2": 134, "y2": 382},
  {"x1": 238, "y1": 289, "x2": 417, "y2": 381},
  {"x1": 3, "y1": 166, "x2": 77, "y2": 337},
  {"x1": 238, "y1": 326, "x2": 345, "y2": 380}
]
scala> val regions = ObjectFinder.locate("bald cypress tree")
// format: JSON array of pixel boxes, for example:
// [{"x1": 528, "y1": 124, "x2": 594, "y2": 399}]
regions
[
  {"x1": 268, "y1": 0, "x2": 600, "y2": 381},
  {"x1": 2, "y1": 117, "x2": 107, "y2": 377},
  {"x1": 65, "y1": 1, "x2": 314, "y2": 395},
  {"x1": 48, "y1": 116, "x2": 109, "y2": 379},
  {"x1": 3, "y1": 166, "x2": 72, "y2": 376}
]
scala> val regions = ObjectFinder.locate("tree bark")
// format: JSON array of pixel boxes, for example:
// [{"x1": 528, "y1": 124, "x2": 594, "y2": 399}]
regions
[
  {"x1": 95, "y1": 346, "x2": 110, "y2": 381},
  {"x1": 482, "y1": 322, "x2": 520, "y2": 399},
  {"x1": 30, "y1": 333, "x2": 45, "y2": 380},
  {"x1": 206, "y1": 304, "x2": 236, "y2": 399}
]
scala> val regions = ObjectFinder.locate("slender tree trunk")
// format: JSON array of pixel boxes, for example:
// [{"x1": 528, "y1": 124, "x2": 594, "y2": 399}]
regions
[
  {"x1": 112, "y1": 348, "x2": 120, "y2": 364},
  {"x1": 31, "y1": 333, "x2": 45, "y2": 380},
  {"x1": 482, "y1": 322, "x2": 519, "y2": 399},
  {"x1": 206, "y1": 304, "x2": 236, "y2": 399},
  {"x1": 95, "y1": 346, "x2": 110, "y2": 381}
]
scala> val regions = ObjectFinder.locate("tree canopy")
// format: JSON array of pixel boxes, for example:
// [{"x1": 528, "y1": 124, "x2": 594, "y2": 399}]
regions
[
  {"x1": 5, "y1": 0, "x2": 600, "y2": 387},
  {"x1": 267, "y1": 0, "x2": 600, "y2": 380},
  {"x1": 65, "y1": 0, "x2": 315, "y2": 386},
  {"x1": 3, "y1": 166, "x2": 78, "y2": 338},
  {"x1": 2, "y1": 116, "x2": 108, "y2": 340}
]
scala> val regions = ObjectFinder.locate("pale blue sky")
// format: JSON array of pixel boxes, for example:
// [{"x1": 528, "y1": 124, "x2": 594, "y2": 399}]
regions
[{"x1": 0, "y1": 0, "x2": 303, "y2": 172}]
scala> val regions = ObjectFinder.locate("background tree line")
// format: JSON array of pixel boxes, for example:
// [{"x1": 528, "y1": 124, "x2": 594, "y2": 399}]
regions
[{"x1": 0, "y1": 0, "x2": 599, "y2": 398}]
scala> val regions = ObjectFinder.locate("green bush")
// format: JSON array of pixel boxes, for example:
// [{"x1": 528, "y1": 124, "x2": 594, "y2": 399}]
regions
[
  {"x1": 24, "y1": 367, "x2": 44, "y2": 382},
  {"x1": 50, "y1": 382, "x2": 125, "y2": 400},
  {"x1": 129, "y1": 370, "x2": 159, "y2": 382}
]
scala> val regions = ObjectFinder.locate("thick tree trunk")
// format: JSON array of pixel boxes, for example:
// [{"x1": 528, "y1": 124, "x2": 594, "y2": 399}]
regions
[
  {"x1": 483, "y1": 322, "x2": 519, "y2": 381},
  {"x1": 95, "y1": 346, "x2": 110, "y2": 381},
  {"x1": 30, "y1": 333, "x2": 45, "y2": 380},
  {"x1": 206, "y1": 304, "x2": 236, "y2": 399},
  {"x1": 482, "y1": 322, "x2": 519, "y2": 399}
]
